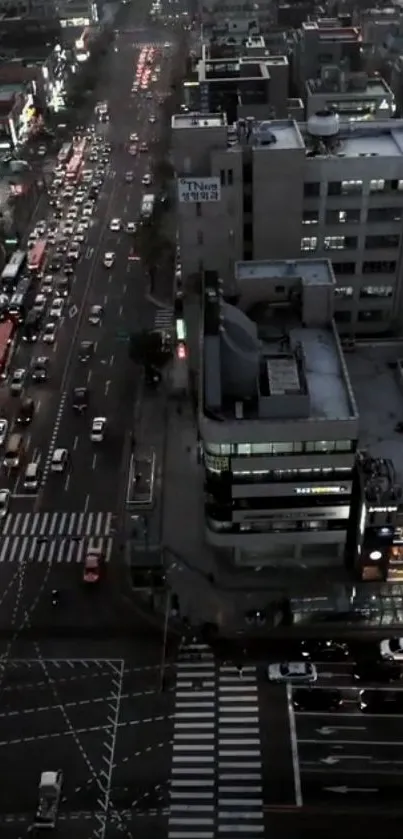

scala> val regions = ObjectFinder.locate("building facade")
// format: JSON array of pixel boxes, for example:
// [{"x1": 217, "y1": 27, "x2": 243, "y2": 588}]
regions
[
  {"x1": 200, "y1": 259, "x2": 359, "y2": 570},
  {"x1": 173, "y1": 112, "x2": 403, "y2": 335}
]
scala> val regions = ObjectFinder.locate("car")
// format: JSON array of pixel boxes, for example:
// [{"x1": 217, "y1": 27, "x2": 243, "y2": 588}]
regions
[
  {"x1": 380, "y1": 638, "x2": 403, "y2": 660},
  {"x1": 49, "y1": 257, "x2": 62, "y2": 273},
  {"x1": 79, "y1": 341, "x2": 94, "y2": 362},
  {"x1": 359, "y1": 689, "x2": 403, "y2": 714},
  {"x1": 36, "y1": 220, "x2": 46, "y2": 235},
  {"x1": 149, "y1": 115, "x2": 156, "y2": 124},
  {"x1": 47, "y1": 230, "x2": 57, "y2": 245},
  {"x1": 292, "y1": 688, "x2": 343, "y2": 712},
  {"x1": 0, "y1": 418, "x2": 8, "y2": 446},
  {"x1": 146, "y1": 91, "x2": 153, "y2": 100},
  {"x1": 64, "y1": 262, "x2": 75, "y2": 275},
  {"x1": 23, "y1": 311, "x2": 42, "y2": 342},
  {"x1": 16, "y1": 397, "x2": 35, "y2": 426},
  {"x1": 0, "y1": 488, "x2": 10, "y2": 517},
  {"x1": 31, "y1": 356, "x2": 49, "y2": 382},
  {"x1": 109, "y1": 218, "x2": 121, "y2": 232},
  {"x1": 23, "y1": 461, "x2": 40, "y2": 491},
  {"x1": 353, "y1": 656, "x2": 402, "y2": 684},
  {"x1": 33, "y1": 294, "x2": 47, "y2": 315},
  {"x1": 90, "y1": 416, "x2": 106, "y2": 442},
  {"x1": 38, "y1": 145, "x2": 47, "y2": 156},
  {"x1": 128, "y1": 145, "x2": 137, "y2": 155},
  {"x1": 56, "y1": 277, "x2": 70, "y2": 298},
  {"x1": 41, "y1": 275, "x2": 53, "y2": 295},
  {"x1": 63, "y1": 223, "x2": 75, "y2": 236},
  {"x1": 43, "y1": 322, "x2": 56, "y2": 343},
  {"x1": 56, "y1": 240, "x2": 68, "y2": 255},
  {"x1": 10, "y1": 368, "x2": 26, "y2": 396},
  {"x1": 50, "y1": 298, "x2": 64, "y2": 318},
  {"x1": 129, "y1": 132, "x2": 139, "y2": 142},
  {"x1": 83, "y1": 550, "x2": 102, "y2": 583},
  {"x1": 126, "y1": 222, "x2": 137, "y2": 234},
  {"x1": 89, "y1": 153, "x2": 98, "y2": 162},
  {"x1": 88, "y1": 304, "x2": 103, "y2": 325},
  {"x1": 103, "y1": 252, "x2": 115, "y2": 268},
  {"x1": 139, "y1": 142, "x2": 148, "y2": 152},
  {"x1": 142, "y1": 173, "x2": 152, "y2": 186},
  {"x1": 82, "y1": 206, "x2": 93, "y2": 218},
  {"x1": 88, "y1": 187, "x2": 99, "y2": 200},
  {"x1": 125, "y1": 171, "x2": 134, "y2": 183},
  {"x1": 76, "y1": 222, "x2": 89, "y2": 233},
  {"x1": 267, "y1": 661, "x2": 318, "y2": 684},
  {"x1": 73, "y1": 231, "x2": 85, "y2": 244},
  {"x1": 300, "y1": 640, "x2": 350, "y2": 661},
  {"x1": 67, "y1": 246, "x2": 80, "y2": 261},
  {"x1": 72, "y1": 386, "x2": 89, "y2": 412},
  {"x1": 50, "y1": 447, "x2": 68, "y2": 472}
]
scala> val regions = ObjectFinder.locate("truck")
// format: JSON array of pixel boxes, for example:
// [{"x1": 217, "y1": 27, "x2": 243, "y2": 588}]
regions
[
  {"x1": 34, "y1": 770, "x2": 63, "y2": 829},
  {"x1": 140, "y1": 193, "x2": 155, "y2": 221}
]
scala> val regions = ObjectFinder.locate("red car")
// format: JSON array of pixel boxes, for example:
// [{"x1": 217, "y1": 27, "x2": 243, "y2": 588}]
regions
[{"x1": 83, "y1": 551, "x2": 102, "y2": 584}]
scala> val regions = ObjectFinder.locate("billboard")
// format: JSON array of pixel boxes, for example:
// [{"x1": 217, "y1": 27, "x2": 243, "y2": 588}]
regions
[{"x1": 178, "y1": 177, "x2": 221, "y2": 203}]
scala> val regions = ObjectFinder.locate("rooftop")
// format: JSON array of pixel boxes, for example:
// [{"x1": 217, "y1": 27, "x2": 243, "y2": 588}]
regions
[
  {"x1": 235, "y1": 259, "x2": 334, "y2": 286},
  {"x1": 346, "y1": 343, "x2": 403, "y2": 487},
  {"x1": 172, "y1": 113, "x2": 227, "y2": 129},
  {"x1": 202, "y1": 261, "x2": 356, "y2": 425},
  {"x1": 251, "y1": 119, "x2": 305, "y2": 150},
  {"x1": 301, "y1": 118, "x2": 403, "y2": 157},
  {"x1": 306, "y1": 76, "x2": 391, "y2": 98}
]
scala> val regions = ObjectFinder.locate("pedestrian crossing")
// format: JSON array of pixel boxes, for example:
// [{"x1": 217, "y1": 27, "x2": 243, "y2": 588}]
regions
[
  {"x1": 0, "y1": 535, "x2": 113, "y2": 564},
  {"x1": 0, "y1": 511, "x2": 114, "y2": 538},
  {"x1": 169, "y1": 642, "x2": 264, "y2": 838},
  {"x1": 154, "y1": 306, "x2": 173, "y2": 331}
]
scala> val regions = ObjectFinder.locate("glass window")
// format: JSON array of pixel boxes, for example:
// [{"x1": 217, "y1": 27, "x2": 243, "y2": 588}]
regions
[
  {"x1": 305, "y1": 441, "x2": 335, "y2": 453},
  {"x1": 205, "y1": 443, "x2": 221, "y2": 454},
  {"x1": 327, "y1": 181, "x2": 341, "y2": 196},
  {"x1": 335, "y1": 440, "x2": 353, "y2": 452},
  {"x1": 369, "y1": 178, "x2": 385, "y2": 193},
  {"x1": 326, "y1": 208, "x2": 360, "y2": 224},
  {"x1": 341, "y1": 179, "x2": 362, "y2": 195},
  {"x1": 358, "y1": 309, "x2": 384, "y2": 323},
  {"x1": 367, "y1": 207, "x2": 402, "y2": 223},
  {"x1": 360, "y1": 285, "x2": 393, "y2": 299},
  {"x1": 301, "y1": 236, "x2": 317, "y2": 252},
  {"x1": 251, "y1": 443, "x2": 272, "y2": 454},
  {"x1": 272, "y1": 442, "x2": 294, "y2": 454},
  {"x1": 332, "y1": 262, "x2": 356, "y2": 275},
  {"x1": 304, "y1": 182, "x2": 320, "y2": 197},
  {"x1": 334, "y1": 286, "x2": 353, "y2": 297},
  {"x1": 365, "y1": 234, "x2": 399, "y2": 250},
  {"x1": 324, "y1": 236, "x2": 357, "y2": 250},
  {"x1": 221, "y1": 444, "x2": 231, "y2": 455},
  {"x1": 302, "y1": 210, "x2": 319, "y2": 225},
  {"x1": 227, "y1": 168, "x2": 233, "y2": 186},
  {"x1": 363, "y1": 260, "x2": 396, "y2": 275},
  {"x1": 237, "y1": 444, "x2": 252, "y2": 455}
]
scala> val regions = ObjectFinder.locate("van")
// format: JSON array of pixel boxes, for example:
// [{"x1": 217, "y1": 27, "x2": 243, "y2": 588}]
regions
[
  {"x1": 23, "y1": 461, "x2": 40, "y2": 491},
  {"x1": 4, "y1": 433, "x2": 23, "y2": 468}
]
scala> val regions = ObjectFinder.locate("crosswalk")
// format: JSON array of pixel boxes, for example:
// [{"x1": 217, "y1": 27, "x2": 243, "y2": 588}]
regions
[
  {"x1": 0, "y1": 511, "x2": 114, "y2": 538},
  {"x1": 169, "y1": 642, "x2": 264, "y2": 838},
  {"x1": 0, "y1": 535, "x2": 113, "y2": 564},
  {"x1": 154, "y1": 306, "x2": 173, "y2": 331}
]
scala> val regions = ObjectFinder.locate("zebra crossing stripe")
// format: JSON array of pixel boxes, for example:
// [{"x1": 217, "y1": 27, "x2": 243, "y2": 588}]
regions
[
  {"x1": 1, "y1": 511, "x2": 113, "y2": 537},
  {"x1": 0, "y1": 536, "x2": 114, "y2": 564}
]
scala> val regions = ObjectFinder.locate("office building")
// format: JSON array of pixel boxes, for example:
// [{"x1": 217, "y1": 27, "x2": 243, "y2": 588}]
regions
[
  {"x1": 200, "y1": 259, "x2": 359, "y2": 570},
  {"x1": 306, "y1": 69, "x2": 395, "y2": 120},
  {"x1": 173, "y1": 112, "x2": 403, "y2": 335},
  {"x1": 291, "y1": 19, "x2": 362, "y2": 96}
]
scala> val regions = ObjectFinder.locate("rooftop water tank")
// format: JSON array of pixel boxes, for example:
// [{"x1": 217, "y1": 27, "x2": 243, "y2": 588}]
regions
[{"x1": 307, "y1": 109, "x2": 340, "y2": 139}]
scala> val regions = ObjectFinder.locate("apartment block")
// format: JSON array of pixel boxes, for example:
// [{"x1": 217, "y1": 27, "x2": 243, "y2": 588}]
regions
[
  {"x1": 173, "y1": 111, "x2": 403, "y2": 335},
  {"x1": 200, "y1": 259, "x2": 359, "y2": 570}
]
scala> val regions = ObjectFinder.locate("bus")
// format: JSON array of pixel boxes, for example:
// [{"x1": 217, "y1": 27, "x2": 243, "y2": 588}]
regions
[
  {"x1": 57, "y1": 142, "x2": 72, "y2": 164},
  {"x1": 0, "y1": 319, "x2": 16, "y2": 378},
  {"x1": 8, "y1": 277, "x2": 33, "y2": 321},
  {"x1": 73, "y1": 137, "x2": 86, "y2": 157},
  {"x1": 28, "y1": 240, "x2": 47, "y2": 275},
  {"x1": 65, "y1": 154, "x2": 82, "y2": 183},
  {"x1": 1, "y1": 250, "x2": 26, "y2": 291}
]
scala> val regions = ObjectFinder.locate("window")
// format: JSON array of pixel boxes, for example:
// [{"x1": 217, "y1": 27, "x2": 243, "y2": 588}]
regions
[
  {"x1": 367, "y1": 207, "x2": 402, "y2": 223},
  {"x1": 369, "y1": 178, "x2": 385, "y2": 193},
  {"x1": 304, "y1": 182, "x2": 320, "y2": 197},
  {"x1": 332, "y1": 262, "x2": 356, "y2": 275},
  {"x1": 243, "y1": 193, "x2": 252, "y2": 213},
  {"x1": 334, "y1": 286, "x2": 353, "y2": 298},
  {"x1": 389, "y1": 179, "x2": 403, "y2": 191},
  {"x1": 197, "y1": 230, "x2": 204, "y2": 246},
  {"x1": 363, "y1": 260, "x2": 396, "y2": 275},
  {"x1": 358, "y1": 309, "x2": 384, "y2": 322},
  {"x1": 324, "y1": 235, "x2": 357, "y2": 250},
  {"x1": 360, "y1": 285, "x2": 393, "y2": 299},
  {"x1": 220, "y1": 169, "x2": 225, "y2": 186},
  {"x1": 326, "y1": 208, "x2": 360, "y2": 224},
  {"x1": 341, "y1": 179, "x2": 363, "y2": 195},
  {"x1": 227, "y1": 168, "x2": 233, "y2": 186},
  {"x1": 302, "y1": 210, "x2": 319, "y2": 225},
  {"x1": 334, "y1": 310, "x2": 352, "y2": 323},
  {"x1": 301, "y1": 236, "x2": 317, "y2": 252},
  {"x1": 365, "y1": 234, "x2": 399, "y2": 250},
  {"x1": 327, "y1": 181, "x2": 341, "y2": 196},
  {"x1": 196, "y1": 202, "x2": 202, "y2": 217},
  {"x1": 305, "y1": 440, "x2": 352, "y2": 454},
  {"x1": 244, "y1": 222, "x2": 252, "y2": 241}
]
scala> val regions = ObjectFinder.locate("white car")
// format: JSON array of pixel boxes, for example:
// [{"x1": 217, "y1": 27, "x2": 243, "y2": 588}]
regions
[
  {"x1": 149, "y1": 115, "x2": 156, "y2": 124},
  {"x1": 74, "y1": 193, "x2": 85, "y2": 204},
  {"x1": 67, "y1": 208, "x2": 78, "y2": 220},
  {"x1": 28, "y1": 231, "x2": 39, "y2": 246},
  {"x1": 77, "y1": 221, "x2": 89, "y2": 232},
  {"x1": 0, "y1": 489, "x2": 10, "y2": 517},
  {"x1": 36, "y1": 221, "x2": 47, "y2": 235},
  {"x1": 142, "y1": 174, "x2": 152, "y2": 186},
  {"x1": 103, "y1": 252, "x2": 115, "y2": 268},
  {"x1": 47, "y1": 230, "x2": 57, "y2": 245},
  {"x1": 67, "y1": 246, "x2": 80, "y2": 261},
  {"x1": 267, "y1": 661, "x2": 318, "y2": 684},
  {"x1": 51, "y1": 448, "x2": 68, "y2": 473},
  {"x1": 126, "y1": 222, "x2": 137, "y2": 233},
  {"x1": 33, "y1": 294, "x2": 47, "y2": 314},
  {"x1": 109, "y1": 218, "x2": 121, "y2": 232},
  {"x1": 43, "y1": 322, "x2": 56, "y2": 343},
  {"x1": 88, "y1": 305, "x2": 103, "y2": 325},
  {"x1": 63, "y1": 222, "x2": 75, "y2": 235},
  {"x1": 90, "y1": 416, "x2": 106, "y2": 442},
  {"x1": 0, "y1": 418, "x2": 8, "y2": 446},
  {"x1": 82, "y1": 206, "x2": 93, "y2": 218},
  {"x1": 10, "y1": 368, "x2": 26, "y2": 395},
  {"x1": 41, "y1": 275, "x2": 53, "y2": 295},
  {"x1": 73, "y1": 232, "x2": 85, "y2": 244},
  {"x1": 50, "y1": 298, "x2": 64, "y2": 318},
  {"x1": 380, "y1": 638, "x2": 403, "y2": 660}
]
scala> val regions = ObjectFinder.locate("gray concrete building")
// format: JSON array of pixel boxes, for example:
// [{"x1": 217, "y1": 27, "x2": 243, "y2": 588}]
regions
[
  {"x1": 173, "y1": 112, "x2": 403, "y2": 336},
  {"x1": 200, "y1": 259, "x2": 359, "y2": 570},
  {"x1": 306, "y1": 70, "x2": 395, "y2": 120}
]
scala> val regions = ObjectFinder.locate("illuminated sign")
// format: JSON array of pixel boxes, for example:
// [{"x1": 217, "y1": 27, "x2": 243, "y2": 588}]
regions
[
  {"x1": 178, "y1": 177, "x2": 220, "y2": 203},
  {"x1": 204, "y1": 454, "x2": 229, "y2": 472},
  {"x1": 295, "y1": 486, "x2": 348, "y2": 495}
]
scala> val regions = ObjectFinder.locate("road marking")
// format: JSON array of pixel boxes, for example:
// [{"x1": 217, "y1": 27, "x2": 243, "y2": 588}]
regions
[
  {"x1": 85, "y1": 247, "x2": 94, "y2": 259},
  {"x1": 287, "y1": 684, "x2": 303, "y2": 807},
  {"x1": 69, "y1": 304, "x2": 78, "y2": 318},
  {"x1": 316, "y1": 726, "x2": 366, "y2": 735},
  {"x1": 41, "y1": 392, "x2": 67, "y2": 486},
  {"x1": 105, "y1": 380, "x2": 110, "y2": 395}
]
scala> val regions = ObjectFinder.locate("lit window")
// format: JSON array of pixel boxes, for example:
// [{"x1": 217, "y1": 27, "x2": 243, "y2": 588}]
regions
[
  {"x1": 341, "y1": 179, "x2": 362, "y2": 195},
  {"x1": 360, "y1": 285, "x2": 393, "y2": 299},
  {"x1": 369, "y1": 179, "x2": 385, "y2": 193},
  {"x1": 301, "y1": 236, "x2": 317, "y2": 252},
  {"x1": 334, "y1": 286, "x2": 353, "y2": 298},
  {"x1": 324, "y1": 236, "x2": 345, "y2": 250},
  {"x1": 302, "y1": 210, "x2": 319, "y2": 225}
]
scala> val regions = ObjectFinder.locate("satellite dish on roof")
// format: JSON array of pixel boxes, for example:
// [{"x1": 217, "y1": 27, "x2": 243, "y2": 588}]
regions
[{"x1": 307, "y1": 109, "x2": 340, "y2": 139}]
